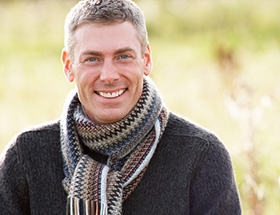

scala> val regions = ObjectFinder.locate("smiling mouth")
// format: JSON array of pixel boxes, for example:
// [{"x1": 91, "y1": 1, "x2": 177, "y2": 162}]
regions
[{"x1": 95, "y1": 89, "x2": 127, "y2": 99}]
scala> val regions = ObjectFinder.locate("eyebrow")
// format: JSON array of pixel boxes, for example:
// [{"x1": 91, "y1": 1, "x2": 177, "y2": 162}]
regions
[
  {"x1": 114, "y1": 47, "x2": 137, "y2": 55},
  {"x1": 80, "y1": 47, "x2": 137, "y2": 57},
  {"x1": 81, "y1": 50, "x2": 103, "y2": 57}
]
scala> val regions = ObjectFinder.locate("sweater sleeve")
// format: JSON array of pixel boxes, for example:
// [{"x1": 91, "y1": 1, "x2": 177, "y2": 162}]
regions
[
  {"x1": 0, "y1": 138, "x2": 31, "y2": 215},
  {"x1": 190, "y1": 137, "x2": 242, "y2": 215}
]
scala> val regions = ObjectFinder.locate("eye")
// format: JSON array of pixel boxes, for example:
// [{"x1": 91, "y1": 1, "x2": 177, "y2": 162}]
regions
[
  {"x1": 87, "y1": 57, "x2": 97, "y2": 62},
  {"x1": 120, "y1": 55, "x2": 129, "y2": 60}
]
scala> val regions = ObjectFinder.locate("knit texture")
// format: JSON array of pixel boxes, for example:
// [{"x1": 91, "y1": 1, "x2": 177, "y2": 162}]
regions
[
  {"x1": 0, "y1": 113, "x2": 242, "y2": 214},
  {"x1": 60, "y1": 77, "x2": 169, "y2": 215}
]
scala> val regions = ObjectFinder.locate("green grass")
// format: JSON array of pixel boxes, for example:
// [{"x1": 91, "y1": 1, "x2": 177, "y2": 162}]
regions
[{"x1": 1, "y1": 0, "x2": 280, "y2": 214}]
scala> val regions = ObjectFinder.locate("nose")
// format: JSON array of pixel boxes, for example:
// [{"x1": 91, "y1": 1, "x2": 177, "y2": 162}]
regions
[{"x1": 100, "y1": 60, "x2": 119, "y2": 84}]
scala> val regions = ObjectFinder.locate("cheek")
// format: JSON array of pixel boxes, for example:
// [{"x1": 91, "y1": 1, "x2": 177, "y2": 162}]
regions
[
  {"x1": 76, "y1": 69, "x2": 98, "y2": 87},
  {"x1": 131, "y1": 77, "x2": 144, "y2": 101},
  {"x1": 75, "y1": 73, "x2": 95, "y2": 101},
  {"x1": 121, "y1": 65, "x2": 145, "y2": 83}
]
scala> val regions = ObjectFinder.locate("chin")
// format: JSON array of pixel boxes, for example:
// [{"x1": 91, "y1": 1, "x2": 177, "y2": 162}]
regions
[{"x1": 97, "y1": 111, "x2": 128, "y2": 124}]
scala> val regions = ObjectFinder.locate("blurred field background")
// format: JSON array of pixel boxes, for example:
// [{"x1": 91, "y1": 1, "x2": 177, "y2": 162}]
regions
[{"x1": 0, "y1": 0, "x2": 280, "y2": 214}]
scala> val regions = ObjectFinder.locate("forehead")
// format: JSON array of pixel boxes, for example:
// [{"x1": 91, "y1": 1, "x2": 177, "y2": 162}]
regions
[{"x1": 73, "y1": 21, "x2": 142, "y2": 55}]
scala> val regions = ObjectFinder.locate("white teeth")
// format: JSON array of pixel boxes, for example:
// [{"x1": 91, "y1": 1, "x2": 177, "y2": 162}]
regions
[{"x1": 97, "y1": 89, "x2": 126, "y2": 98}]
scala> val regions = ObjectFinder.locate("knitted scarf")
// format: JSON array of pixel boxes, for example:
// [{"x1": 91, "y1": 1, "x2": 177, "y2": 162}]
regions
[{"x1": 60, "y1": 77, "x2": 169, "y2": 215}]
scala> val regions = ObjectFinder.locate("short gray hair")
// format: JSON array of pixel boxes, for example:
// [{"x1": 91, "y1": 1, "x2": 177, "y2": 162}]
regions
[{"x1": 64, "y1": 0, "x2": 148, "y2": 59}]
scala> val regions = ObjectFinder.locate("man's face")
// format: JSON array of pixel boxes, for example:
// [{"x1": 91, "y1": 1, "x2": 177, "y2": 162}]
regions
[{"x1": 62, "y1": 21, "x2": 152, "y2": 124}]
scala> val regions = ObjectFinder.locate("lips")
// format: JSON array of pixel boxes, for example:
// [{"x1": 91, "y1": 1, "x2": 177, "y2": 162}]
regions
[{"x1": 95, "y1": 89, "x2": 127, "y2": 99}]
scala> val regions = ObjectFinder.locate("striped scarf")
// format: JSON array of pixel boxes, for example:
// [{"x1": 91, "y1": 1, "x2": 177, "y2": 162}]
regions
[{"x1": 60, "y1": 77, "x2": 169, "y2": 215}]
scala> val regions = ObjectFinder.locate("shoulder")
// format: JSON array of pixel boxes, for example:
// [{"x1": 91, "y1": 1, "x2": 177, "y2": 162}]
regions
[
  {"x1": 12, "y1": 120, "x2": 61, "y2": 147},
  {"x1": 3, "y1": 120, "x2": 61, "y2": 163},
  {"x1": 164, "y1": 112, "x2": 223, "y2": 145},
  {"x1": 16, "y1": 120, "x2": 60, "y2": 140},
  {"x1": 161, "y1": 112, "x2": 231, "y2": 161},
  {"x1": 1, "y1": 119, "x2": 60, "y2": 167},
  {"x1": 167, "y1": 112, "x2": 233, "y2": 163},
  {"x1": 1, "y1": 120, "x2": 63, "y2": 177}
]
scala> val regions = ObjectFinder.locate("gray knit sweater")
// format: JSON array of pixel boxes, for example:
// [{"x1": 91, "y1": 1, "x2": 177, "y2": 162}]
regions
[{"x1": 0, "y1": 113, "x2": 241, "y2": 214}]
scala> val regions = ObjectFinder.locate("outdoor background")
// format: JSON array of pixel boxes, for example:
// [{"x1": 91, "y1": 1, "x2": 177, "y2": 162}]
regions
[{"x1": 0, "y1": 0, "x2": 279, "y2": 214}]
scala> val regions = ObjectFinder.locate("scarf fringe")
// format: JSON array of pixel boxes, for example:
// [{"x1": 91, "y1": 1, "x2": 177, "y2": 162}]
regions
[{"x1": 67, "y1": 197, "x2": 108, "y2": 215}]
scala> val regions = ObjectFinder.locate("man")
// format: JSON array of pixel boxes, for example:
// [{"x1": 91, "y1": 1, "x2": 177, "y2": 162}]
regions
[{"x1": 0, "y1": 0, "x2": 241, "y2": 214}]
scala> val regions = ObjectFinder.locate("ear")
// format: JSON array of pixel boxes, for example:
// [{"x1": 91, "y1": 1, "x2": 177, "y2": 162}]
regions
[
  {"x1": 143, "y1": 44, "x2": 153, "y2": 76},
  {"x1": 61, "y1": 48, "x2": 75, "y2": 82}
]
